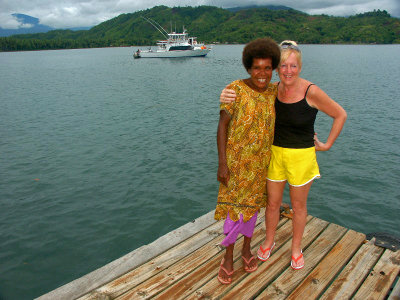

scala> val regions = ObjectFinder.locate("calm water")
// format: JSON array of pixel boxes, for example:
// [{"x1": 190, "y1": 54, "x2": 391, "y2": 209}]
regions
[{"x1": 0, "y1": 44, "x2": 399, "y2": 299}]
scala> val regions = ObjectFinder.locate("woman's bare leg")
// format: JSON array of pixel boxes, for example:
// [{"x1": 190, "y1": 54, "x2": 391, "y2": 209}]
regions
[
  {"x1": 289, "y1": 181, "x2": 313, "y2": 268},
  {"x1": 219, "y1": 244, "x2": 234, "y2": 282},
  {"x1": 259, "y1": 180, "x2": 286, "y2": 252},
  {"x1": 242, "y1": 236, "x2": 257, "y2": 270}
]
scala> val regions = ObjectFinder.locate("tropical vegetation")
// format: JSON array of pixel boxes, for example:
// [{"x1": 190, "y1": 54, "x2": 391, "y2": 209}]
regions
[{"x1": 1, "y1": 6, "x2": 399, "y2": 51}]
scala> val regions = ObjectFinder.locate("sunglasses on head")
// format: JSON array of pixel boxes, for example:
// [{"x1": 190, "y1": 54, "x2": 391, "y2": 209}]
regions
[{"x1": 280, "y1": 42, "x2": 300, "y2": 52}]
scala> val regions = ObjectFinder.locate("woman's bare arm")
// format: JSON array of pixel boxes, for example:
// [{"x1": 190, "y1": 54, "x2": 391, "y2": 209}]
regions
[
  {"x1": 217, "y1": 110, "x2": 231, "y2": 186},
  {"x1": 307, "y1": 86, "x2": 347, "y2": 151}
]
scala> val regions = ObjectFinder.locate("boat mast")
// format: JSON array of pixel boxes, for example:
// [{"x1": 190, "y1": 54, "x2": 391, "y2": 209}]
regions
[{"x1": 141, "y1": 16, "x2": 169, "y2": 39}]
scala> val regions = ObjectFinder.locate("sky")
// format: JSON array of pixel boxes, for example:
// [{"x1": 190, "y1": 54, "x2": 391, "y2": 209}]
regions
[{"x1": 0, "y1": 0, "x2": 399, "y2": 29}]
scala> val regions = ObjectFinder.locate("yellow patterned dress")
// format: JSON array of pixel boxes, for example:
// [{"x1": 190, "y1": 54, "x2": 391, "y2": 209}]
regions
[{"x1": 215, "y1": 80, "x2": 277, "y2": 222}]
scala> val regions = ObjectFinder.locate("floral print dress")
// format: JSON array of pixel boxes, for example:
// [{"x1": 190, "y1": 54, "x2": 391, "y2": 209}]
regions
[{"x1": 215, "y1": 80, "x2": 277, "y2": 222}]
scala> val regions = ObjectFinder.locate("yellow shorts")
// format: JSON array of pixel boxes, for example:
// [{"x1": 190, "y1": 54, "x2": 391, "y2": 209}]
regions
[{"x1": 267, "y1": 145, "x2": 320, "y2": 187}]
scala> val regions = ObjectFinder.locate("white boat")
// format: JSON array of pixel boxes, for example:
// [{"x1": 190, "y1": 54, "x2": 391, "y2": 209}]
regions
[{"x1": 133, "y1": 18, "x2": 211, "y2": 58}]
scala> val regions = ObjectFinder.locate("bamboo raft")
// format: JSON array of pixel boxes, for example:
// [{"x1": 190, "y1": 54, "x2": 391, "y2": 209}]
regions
[{"x1": 39, "y1": 208, "x2": 400, "y2": 300}]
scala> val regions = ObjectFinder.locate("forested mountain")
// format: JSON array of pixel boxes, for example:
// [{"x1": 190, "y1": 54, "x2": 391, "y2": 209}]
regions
[{"x1": 1, "y1": 5, "x2": 399, "y2": 51}]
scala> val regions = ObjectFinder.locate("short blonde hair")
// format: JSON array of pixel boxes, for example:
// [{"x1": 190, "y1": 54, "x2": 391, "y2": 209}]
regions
[{"x1": 279, "y1": 40, "x2": 302, "y2": 68}]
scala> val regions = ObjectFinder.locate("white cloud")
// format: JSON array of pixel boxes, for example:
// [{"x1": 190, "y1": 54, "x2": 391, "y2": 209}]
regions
[
  {"x1": 0, "y1": 13, "x2": 35, "y2": 29},
  {"x1": 297, "y1": 0, "x2": 398, "y2": 16},
  {"x1": 0, "y1": 0, "x2": 399, "y2": 29},
  {"x1": 19, "y1": 23, "x2": 34, "y2": 28},
  {"x1": 0, "y1": 14, "x2": 20, "y2": 29}
]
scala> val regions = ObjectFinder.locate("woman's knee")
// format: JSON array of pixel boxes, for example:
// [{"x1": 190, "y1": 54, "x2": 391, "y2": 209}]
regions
[
  {"x1": 266, "y1": 198, "x2": 282, "y2": 210},
  {"x1": 291, "y1": 203, "x2": 307, "y2": 216}
]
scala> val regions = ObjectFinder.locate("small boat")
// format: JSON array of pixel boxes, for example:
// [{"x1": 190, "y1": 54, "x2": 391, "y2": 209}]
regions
[{"x1": 133, "y1": 17, "x2": 211, "y2": 59}]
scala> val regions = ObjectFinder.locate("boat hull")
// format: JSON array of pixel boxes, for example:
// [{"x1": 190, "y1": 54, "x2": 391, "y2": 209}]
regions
[{"x1": 134, "y1": 48, "x2": 211, "y2": 58}]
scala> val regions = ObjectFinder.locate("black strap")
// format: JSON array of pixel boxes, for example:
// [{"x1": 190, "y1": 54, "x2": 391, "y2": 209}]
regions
[{"x1": 304, "y1": 83, "x2": 315, "y2": 97}]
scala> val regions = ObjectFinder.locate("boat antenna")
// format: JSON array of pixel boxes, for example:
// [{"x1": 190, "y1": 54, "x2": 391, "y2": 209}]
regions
[{"x1": 141, "y1": 16, "x2": 168, "y2": 39}]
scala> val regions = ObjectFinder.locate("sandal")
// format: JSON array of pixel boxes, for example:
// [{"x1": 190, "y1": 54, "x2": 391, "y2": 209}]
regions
[
  {"x1": 291, "y1": 250, "x2": 304, "y2": 270},
  {"x1": 257, "y1": 242, "x2": 275, "y2": 261},
  {"x1": 241, "y1": 255, "x2": 258, "y2": 273},
  {"x1": 217, "y1": 258, "x2": 234, "y2": 284}
]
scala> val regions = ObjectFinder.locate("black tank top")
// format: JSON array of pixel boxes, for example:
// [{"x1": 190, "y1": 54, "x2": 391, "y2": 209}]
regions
[{"x1": 273, "y1": 84, "x2": 318, "y2": 148}]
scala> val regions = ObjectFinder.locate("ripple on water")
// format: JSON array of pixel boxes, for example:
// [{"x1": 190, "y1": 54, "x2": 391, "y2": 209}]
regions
[{"x1": 0, "y1": 45, "x2": 399, "y2": 299}]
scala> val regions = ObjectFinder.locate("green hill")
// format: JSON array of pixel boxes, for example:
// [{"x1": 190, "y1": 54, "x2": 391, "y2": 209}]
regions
[{"x1": 1, "y1": 5, "x2": 399, "y2": 51}]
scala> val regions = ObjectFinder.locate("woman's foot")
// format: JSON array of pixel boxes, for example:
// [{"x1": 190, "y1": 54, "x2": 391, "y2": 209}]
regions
[
  {"x1": 241, "y1": 253, "x2": 258, "y2": 273},
  {"x1": 257, "y1": 241, "x2": 275, "y2": 261},
  {"x1": 291, "y1": 250, "x2": 304, "y2": 270},
  {"x1": 218, "y1": 258, "x2": 234, "y2": 284}
]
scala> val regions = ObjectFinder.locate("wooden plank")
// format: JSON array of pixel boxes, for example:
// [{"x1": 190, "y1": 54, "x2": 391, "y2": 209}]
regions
[
  {"x1": 353, "y1": 249, "x2": 400, "y2": 300},
  {"x1": 78, "y1": 217, "x2": 225, "y2": 300},
  {"x1": 186, "y1": 216, "x2": 302, "y2": 300},
  {"x1": 150, "y1": 216, "x2": 294, "y2": 300},
  {"x1": 115, "y1": 235, "x2": 224, "y2": 299},
  {"x1": 388, "y1": 272, "x2": 400, "y2": 300},
  {"x1": 40, "y1": 210, "x2": 218, "y2": 300},
  {"x1": 217, "y1": 217, "x2": 329, "y2": 299},
  {"x1": 257, "y1": 222, "x2": 347, "y2": 299},
  {"x1": 286, "y1": 230, "x2": 366, "y2": 300},
  {"x1": 319, "y1": 241, "x2": 384, "y2": 300},
  {"x1": 114, "y1": 212, "x2": 269, "y2": 299},
  {"x1": 41, "y1": 207, "x2": 398, "y2": 300}
]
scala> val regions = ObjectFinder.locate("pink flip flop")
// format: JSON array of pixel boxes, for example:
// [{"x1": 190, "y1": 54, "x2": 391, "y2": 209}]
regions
[
  {"x1": 217, "y1": 258, "x2": 234, "y2": 284},
  {"x1": 291, "y1": 250, "x2": 304, "y2": 270},
  {"x1": 242, "y1": 255, "x2": 258, "y2": 273},
  {"x1": 257, "y1": 242, "x2": 275, "y2": 261}
]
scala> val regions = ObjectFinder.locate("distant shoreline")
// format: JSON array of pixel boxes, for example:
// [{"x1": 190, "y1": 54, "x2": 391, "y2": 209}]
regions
[
  {"x1": 2, "y1": 42, "x2": 399, "y2": 53},
  {"x1": 1, "y1": 6, "x2": 399, "y2": 52}
]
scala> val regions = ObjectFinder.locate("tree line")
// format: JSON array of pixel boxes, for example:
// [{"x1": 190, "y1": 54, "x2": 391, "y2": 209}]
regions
[{"x1": 1, "y1": 6, "x2": 399, "y2": 51}]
